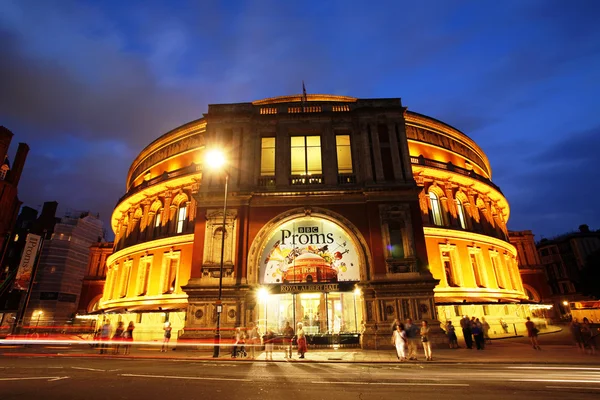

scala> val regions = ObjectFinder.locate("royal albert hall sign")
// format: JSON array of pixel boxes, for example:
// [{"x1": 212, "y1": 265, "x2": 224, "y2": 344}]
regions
[{"x1": 259, "y1": 217, "x2": 361, "y2": 285}]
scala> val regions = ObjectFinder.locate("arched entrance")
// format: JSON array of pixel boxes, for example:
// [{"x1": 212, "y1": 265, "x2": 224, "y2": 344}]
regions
[{"x1": 247, "y1": 208, "x2": 371, "y2": 347}]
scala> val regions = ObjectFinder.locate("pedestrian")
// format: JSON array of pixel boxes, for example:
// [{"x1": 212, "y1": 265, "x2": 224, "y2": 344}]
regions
[
  {"x1": 472, "y1": 318, "x2": 484, "y2": 350},
  {"x1": 581, "y1": 317, "x2": 597, "y2": 355},
  {"x1": 570, "y1": 318, "x2": 584, "y2": 352},
  {"x1": 393, "y1": 323, "x2": 407, "y2": 361},
  {"x1": 123, "y1": 321, "x2": 135, "y2": 355},
  {"x1": 404, "y1": 318, "x2": 419, "y2": 360},
  {"x1": 99, "y1": 320, "x2": 111, "y2": 354},
  {"x1": 420, "y1": 320, "x2": 432, "y2": 361},
  {"x1": 525, "y1": 317, "x2": 540, "y2": 350},
  {"x1": 113, "y1": 321, "x2": 124, "y2": 354},
  {"x1": 247, "y1": 322, "x2": 261, "y2": 359},
  {"x1": 161, "y1": 321, "x2": 172, "y2": 352},
  {"x1": 264, "y1": 328, "x2": 275, "y2": 361},
  {"x1": 231, "y1": 327, "x2": 246, "y2": 358},
  {"x1": 460, "y1": 315, "x2": 473, "y2": 349},
  {"x1": 446, "y1": 321, "x2": 458, "y2": 349},
  {"x1": 282, "y1": 321, "x2": 294, "y2": 359},
  {"x1": 481, "y1": 317, "x2": 491, "y2": 344},
  {"x1": 296, "y1": 322, "x2": 307, "y2": 359}
]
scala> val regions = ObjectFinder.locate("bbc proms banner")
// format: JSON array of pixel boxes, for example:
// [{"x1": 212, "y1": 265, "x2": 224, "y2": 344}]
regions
[
  {"x1": 13, "y1": 233, "x2": 42, "y2": 290},
  {"x1": 260, "y1": 217, "x2": 360, "y2": 284}
]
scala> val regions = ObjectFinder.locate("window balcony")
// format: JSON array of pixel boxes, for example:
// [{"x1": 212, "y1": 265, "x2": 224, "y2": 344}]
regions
[
  {"x1": 290, "y1": 174, "x2": 324, "y2": 185},
  {"x1": 337, "y1": 174, "x2": 356, "y2": 184}
]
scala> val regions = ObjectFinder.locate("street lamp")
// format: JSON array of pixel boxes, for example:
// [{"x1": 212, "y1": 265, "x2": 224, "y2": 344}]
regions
[
  {"x1": 257, "y1": 287, "x2": 269, "y2": 334},
  {"x1": 206, "y1": 149, "x2": 229, "y2": 358},
  {"x1": 35, "y1": 310, "x2": 43, "y2": 328},
  {"x1": 353, "y1": 287, "x2": 361, "y2": 333}
]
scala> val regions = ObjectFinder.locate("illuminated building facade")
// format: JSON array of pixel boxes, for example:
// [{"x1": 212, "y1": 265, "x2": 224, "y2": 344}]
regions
[{"x1": 99, "y1": 94, "x2": 532, "y2": 346}]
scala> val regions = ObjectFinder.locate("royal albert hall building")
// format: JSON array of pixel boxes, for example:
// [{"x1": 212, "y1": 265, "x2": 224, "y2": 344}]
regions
[{"x1": 97, "y1": 94, "x2": 529, "y2": 347}]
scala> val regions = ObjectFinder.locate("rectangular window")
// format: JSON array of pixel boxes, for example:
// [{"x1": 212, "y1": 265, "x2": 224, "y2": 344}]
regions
[
  {"x1": 291, "y1": 136, "x2": 322, "y2": 175},
  {"x1": 441, "y1": 250, "x2": 458, "y2": 287},
  {"x1": 119, "y1": 262, "x2": 132, "y2": 298},
  {"x1": 162, "y1": 254, "x2": 179, "y2": 294},
  {"x1": 491, "y1": 255, "x2": 504, "y2": 289},
  {"x1": 388, "y1": 220, "x2": 404, "y2": 259},
  {"x1": 335, "y1": 135, "x2": 353, "y2": 174},
  {"x1": 137, "y1": 258, "x2": 152, "y2": 296},
  {"x1": 260, "y1": 137, "x2": 276, "y2": 176},
  {"x1": 470, "y1": 253, "x2": 485, "y2": 288},
  {"x1": 176, "y1": 205, "x2": 187, "y2": 234}
]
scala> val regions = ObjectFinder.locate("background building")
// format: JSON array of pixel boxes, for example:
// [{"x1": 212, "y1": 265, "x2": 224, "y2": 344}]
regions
[
  {"x1": 0, "y1": 126, "x2": 29, "y2": 276},
  {"x1": 537, "y1": 224, "x2": 600, "y2": 318},
  {"x1": 98, "y1": 94, "x2": 536, "y2": 346}
]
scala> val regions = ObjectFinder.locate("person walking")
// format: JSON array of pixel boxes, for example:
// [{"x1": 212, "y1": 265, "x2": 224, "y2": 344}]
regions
[
  {"x1": 481, "y1": 317, "x2": 491, "y2": 344},
  {"x1": 420, "y1": 320, "x2": 432, "y2": 361},
  {"x1": 282, "y1": 321, "x2": 294, "y2": 359},
  {"x1": 581, "y1": 317, "x2": 597, "y2": 355},
  {"x1": 460, "y1": 315, "x2": 473, "y2": 349},
  {"x1": 99, "y1": 320, "x2": 112, "y2": 354},
  {"x1": 123, "y1": 321, "x2": 135, "y2": 355},
  {"x1": 446, "y1": 321, "x2": 458, "y2": 349},
  {"x1": 570, "y1": 318, "x2": 584, "y2": 352},
  {"x1": 472, "y1": 318, "x2": 484, "y2": 350},
  {"x1": 525, "y1": 317, "x2": 540, "y2": 350},
  {"x1": 161, "y1": 321, "x2": 172, "y2": 352},
  {"x1": 113, "y1": 321, "x2": 125, "y2": 354},
  {"x1": 247, "y1": 322, "x2": 261, "y2": 359},
  {"x1": 393, "y1": 323, "x2": 407, "y2": 361},
  {"x1": 263, "y1": 328, "x2": 275, "y2": 361},
  {"x1": 296, "y1": 322, "x2": 307, "y2": 359},
  {"x1": 404, "y1": 318, "x2": 419, "y2": 360}
]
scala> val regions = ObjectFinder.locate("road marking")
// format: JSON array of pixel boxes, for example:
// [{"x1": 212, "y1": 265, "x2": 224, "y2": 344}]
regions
[
  {"x1": 546, "y1": 386, "x2": 600, "y2": 390},
  {"x1": 0, "y1": 376, "x2": 69, "y2": 381},
  {"x1": 71, "y1": 367, "x2": 106, "y2": 372},
  {"x1": 48, "y1": 376, "x2": 70, "y2": 381},
  {"x1": 311, "y1": 381, "x2": 469, "y2": 387},
  {"x1": 512, "y1": 379, "x2": 600, "y2": 384},
  {"x1": 508, "y1": 366, "x2": 600, "y2": 371},
  {"x1": 120, "y1": 374, "x2": 252, "y2": 382}
]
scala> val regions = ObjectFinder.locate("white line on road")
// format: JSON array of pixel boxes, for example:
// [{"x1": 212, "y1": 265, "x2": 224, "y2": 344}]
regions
[
  {"x1": 48, "y1": 376, "x2": 70, "y2": 381},
  {"x1": 512, "y1": 379, "x2": 600, "y2": 384},
  {"x1": 71, "y1": 367, "x2": 106, "y2": 372},
  {"x1": 120, "y1": 374, "x2": 252, "y2": 382},
  {"x1": 0, "y1": 376, "x2": 69, "y2": 382},
  {"x1": 508, "y1": 366, "x2": 600, "y2": 371},
  {"x1": 546, "y1": 386, "x2": 600, "y2": 390},
  {"x1": 311, "y1": 381, "x2": 469, "y2": 387}
]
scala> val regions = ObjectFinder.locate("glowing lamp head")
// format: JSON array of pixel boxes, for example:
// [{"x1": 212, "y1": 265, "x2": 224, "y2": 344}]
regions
[
  {"x1": 205, "y1": 149, "x2": 226, "y2": 170},
  {"x1": 36, "y1": 310, "x2": 43, "y2": 316},
  {"x1": 354, "y1": 287, "x2": 362, "y2": 296},
  {"x1": 257, "y1": 287, "x2": 269, "y2": 302},
  {"x1": 562, "y1": 301, "x2": 569, "y2": 306}
]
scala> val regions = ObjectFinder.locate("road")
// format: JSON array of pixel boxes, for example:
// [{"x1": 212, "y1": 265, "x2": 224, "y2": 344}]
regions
[{"x1": 1, "y1": 356, "x2": 599, "y2": 400}]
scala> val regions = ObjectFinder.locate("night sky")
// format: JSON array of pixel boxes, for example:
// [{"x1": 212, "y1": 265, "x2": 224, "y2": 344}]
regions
[{"x1": 1, "y1": 0, "x2": 599, "y2": 241}]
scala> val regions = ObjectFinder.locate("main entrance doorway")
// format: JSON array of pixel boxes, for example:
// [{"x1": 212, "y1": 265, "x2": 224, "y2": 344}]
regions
[{"x1": 257, "y1": 288, "x2": 363, "y2": 347}]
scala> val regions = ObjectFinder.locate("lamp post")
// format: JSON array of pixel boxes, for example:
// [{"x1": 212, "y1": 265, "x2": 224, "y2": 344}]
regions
[
  {"x1": 35, "y1": 310, "x2": 43, "y2": 328},
  {"x1": 353, "y1": 288, "x2": 361, "y2": 333},
  {"x1": 206, "y1": 150, "x2": 229, "y2": 358}
]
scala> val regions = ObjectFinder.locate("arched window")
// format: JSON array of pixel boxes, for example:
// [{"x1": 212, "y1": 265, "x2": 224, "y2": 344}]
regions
[
  {"x1": 456, "y1": 198, "x2": 467, "y2": 229},
  {"x1": 176, "y1": 204, "x2": 188, "y2": 234},
  {"x1": 154, "y1": 209, "x2": 163, "y2": 237},
  {"x1": 428, "y1": 191, "x2": 443, "y2": 226}
]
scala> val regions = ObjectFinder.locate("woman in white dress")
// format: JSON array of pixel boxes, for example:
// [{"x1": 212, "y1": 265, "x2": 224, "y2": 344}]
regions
[{"x1": 393, "y1": 323, "x2": 407, "y2": 361}]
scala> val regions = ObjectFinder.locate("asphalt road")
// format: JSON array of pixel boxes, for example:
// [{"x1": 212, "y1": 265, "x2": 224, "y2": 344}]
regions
[{"x1": 1, "y1": 356, "x2": 599, "y2": 400}]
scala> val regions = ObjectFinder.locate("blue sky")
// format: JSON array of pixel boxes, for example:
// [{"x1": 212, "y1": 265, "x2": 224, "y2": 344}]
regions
[{"x1": 1, "y1": 0, "x2": 599, "y2": 240}]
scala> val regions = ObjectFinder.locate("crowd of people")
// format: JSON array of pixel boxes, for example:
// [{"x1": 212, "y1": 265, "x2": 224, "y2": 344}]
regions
[
  {"x1": 97, "y1": 320, "x2": 135, "y2": 354},
  {"x1": 391, "y1": 318, "x2": 432, "y2": 361},
  {"x1": 231, "y1": 321, "x2": 307, "y2": 360},
  {"x1": 570, "y1": 317, "x2": 598, "y2": 354}
]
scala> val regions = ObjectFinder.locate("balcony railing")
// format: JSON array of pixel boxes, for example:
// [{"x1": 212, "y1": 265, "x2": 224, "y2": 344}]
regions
[
  {"x1": 337, "y1": 174, "x2": 356, "y2": 184},
  {"x1": 290, "y1": 174, "x2": 324, "y2": 185},
  {"x1": 258, "y1": 176, "x2": 276, "y2": 188},
  {"x1": 411, "y1": 156, "x2": 503, "y2": 194}
]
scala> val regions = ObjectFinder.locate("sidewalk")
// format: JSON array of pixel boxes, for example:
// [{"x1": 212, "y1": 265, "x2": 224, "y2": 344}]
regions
[{"x1": 3, "y1": 339, "x2": 598, "y2": 365}]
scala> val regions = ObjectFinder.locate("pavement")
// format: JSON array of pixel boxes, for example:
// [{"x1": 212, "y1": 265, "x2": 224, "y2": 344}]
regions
[{"x1": 2, "y1": 329, "x2": 598, "y2": 365}]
